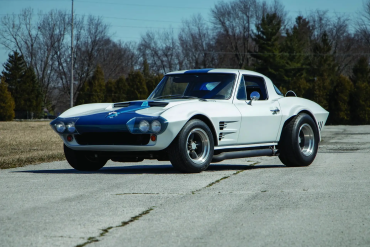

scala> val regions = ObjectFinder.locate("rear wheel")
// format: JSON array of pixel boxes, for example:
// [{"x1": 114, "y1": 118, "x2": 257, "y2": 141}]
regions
[
  {"x1": 64, "y1": 144, "x2": 107, "y2": 171},
  {"x1": 168, "y1": 119, "x2": 214, "y2": 173},
  {"x1": 278, "y1": 113, "x2": 319, "y2": 167}
]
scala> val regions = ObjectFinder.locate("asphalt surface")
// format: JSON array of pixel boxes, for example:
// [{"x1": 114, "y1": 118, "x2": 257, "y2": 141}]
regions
[{"x1": 1, "y1": 126, "x2": 370, "y2": 247}]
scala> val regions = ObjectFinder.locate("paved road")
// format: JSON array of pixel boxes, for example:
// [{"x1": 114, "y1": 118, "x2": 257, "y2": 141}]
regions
[{"x1": 1, "y1": 126, "x2": 370, "y2": 247}]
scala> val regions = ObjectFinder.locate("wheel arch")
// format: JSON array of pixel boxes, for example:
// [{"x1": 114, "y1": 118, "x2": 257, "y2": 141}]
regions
[
  {"x1": 278, "y1": 109, "x2": 321, "y2": 142},
  {"x1": 189, "y1": 114, "x2": 219, "y2": 146}
]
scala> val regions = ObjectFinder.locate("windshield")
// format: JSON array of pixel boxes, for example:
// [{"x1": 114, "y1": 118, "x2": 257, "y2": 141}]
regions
[{"x1": 148, "y1": 73, "x2": 236, "y2": 100}]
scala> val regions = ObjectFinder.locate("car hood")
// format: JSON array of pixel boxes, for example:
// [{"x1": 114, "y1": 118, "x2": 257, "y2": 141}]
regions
[{"x1": 52, "y1": 99, "x2": 199, "y2": 134}]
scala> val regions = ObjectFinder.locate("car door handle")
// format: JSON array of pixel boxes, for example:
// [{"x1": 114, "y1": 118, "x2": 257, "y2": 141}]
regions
[{"x1": 270, "y1": 108, "x2": 280, "y2": 114}]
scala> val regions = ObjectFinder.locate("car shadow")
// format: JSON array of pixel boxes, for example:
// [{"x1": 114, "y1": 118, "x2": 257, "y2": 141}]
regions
[{"x1": 14, "y1": 163, "x2": 287, "y2": 175}]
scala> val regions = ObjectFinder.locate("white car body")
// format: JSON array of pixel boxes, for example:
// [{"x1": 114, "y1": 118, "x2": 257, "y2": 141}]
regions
[{"x1": 52, "y1": 69, "x2": 329, "y2": 158}]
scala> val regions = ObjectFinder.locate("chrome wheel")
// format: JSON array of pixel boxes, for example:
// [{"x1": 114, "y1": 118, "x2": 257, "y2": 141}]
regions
[
  {"x1": 186, "y1": 128, "x2": 210, "y2": 165},
  {"x1": 298, "y1": 123, "x2": 315, "y2": 156}
]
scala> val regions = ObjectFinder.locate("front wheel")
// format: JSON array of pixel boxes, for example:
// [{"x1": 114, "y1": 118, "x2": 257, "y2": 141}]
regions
[
  {"x1": 168, "y1": 119, "x2": 214, "y2": 173},
  {"x1": 64, "y1": 144, "x2": 107, "y2": 171},
  {"x1": 278, "y1": 113, "x2": 319, "y2": 167}
]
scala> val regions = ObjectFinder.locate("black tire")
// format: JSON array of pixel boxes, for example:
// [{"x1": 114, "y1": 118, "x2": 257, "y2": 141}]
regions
[
  {"x1": 168, "y1": 119, "x2": 214, "y2": 173},
  {"x1": 278, "y1": 113, "x2": 319, "y2": 167},
  {"x1": 64, "y1": 144, "x2": 107, "y2": 171}
]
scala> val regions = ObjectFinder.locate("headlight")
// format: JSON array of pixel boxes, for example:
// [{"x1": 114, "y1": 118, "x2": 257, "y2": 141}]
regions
[
  {"x1": 66, "y1": 122, "x2": 76, "y2": 133},
  {"x1": 55, "y1": 122, "x2": 66, "y2": 133},
  {"x1": 139, "y1": 120, "x2": 150, "y2": 132},
  {"x1": 151, "y1": 120, "x2": 161, "y2": 133}
]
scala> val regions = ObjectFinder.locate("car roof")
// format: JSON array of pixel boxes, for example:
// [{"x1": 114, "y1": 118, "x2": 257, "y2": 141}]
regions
[{"x1": 165, "y1": 68, "x2": 265, "y2": 77}]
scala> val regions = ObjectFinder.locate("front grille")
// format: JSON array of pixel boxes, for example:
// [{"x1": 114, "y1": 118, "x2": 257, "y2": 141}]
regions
[{"x1": 75, "y1": 132, "x2": 150, "y2": 145}]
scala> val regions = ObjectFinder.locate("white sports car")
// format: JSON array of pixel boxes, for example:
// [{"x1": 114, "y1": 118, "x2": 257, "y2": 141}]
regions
[{"x1": 51, "y1": 69, "x2": 329, "y2": 172}]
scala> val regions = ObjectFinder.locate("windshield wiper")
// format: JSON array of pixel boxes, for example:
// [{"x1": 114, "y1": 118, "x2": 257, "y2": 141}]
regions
[
  {"x1": 179, "y1": 96, "x2": 207, "y2": 101},
  {"x1": 152, "y1": 94, "x2": 183, "y2": 99}
]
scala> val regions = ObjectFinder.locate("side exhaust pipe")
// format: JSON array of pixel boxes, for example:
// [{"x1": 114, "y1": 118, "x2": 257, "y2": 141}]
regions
[{"x1": 212, "y1": 148, "x2": 276, "y2": 163}]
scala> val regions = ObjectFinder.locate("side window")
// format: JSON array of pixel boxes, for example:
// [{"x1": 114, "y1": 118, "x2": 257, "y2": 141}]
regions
[
  {"x1": 243, "y1": 75, "x2": 268, "y2": 100},
  {"x1": 236, "y1": 76, "x2": 247, "y2": 100},
  {"x1": 273, "y1": 84, "x2": 283, "y2": 96}
]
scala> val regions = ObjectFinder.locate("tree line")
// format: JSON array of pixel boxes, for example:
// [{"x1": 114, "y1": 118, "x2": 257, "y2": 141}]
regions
[{"x1": 1, "y1": 0, "x2": 370, "y2": 124}]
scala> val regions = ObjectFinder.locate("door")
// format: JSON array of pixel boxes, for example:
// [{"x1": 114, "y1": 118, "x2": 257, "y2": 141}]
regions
[{"x1": 234, "y1": 74, "x2": 282, "y2": 144}]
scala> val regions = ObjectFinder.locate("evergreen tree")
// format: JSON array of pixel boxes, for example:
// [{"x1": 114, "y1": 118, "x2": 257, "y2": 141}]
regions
[
  {"x1": 351, "y1": 56, "x2": 370, "y2": 83},
  {"x1": 307, "y1": 32, "x2": 337, "y2": 110},
  {"x1": 2, "y1": 51, "x2": 27, "y2": 109},
  {"x1": 288, "y1": 78, "x2": 310, "y2": 98},
  {"x1": 126, "y1": 70, "x2": 148, "y2": 101},
  {"x1": 114, "y1": 76, "x2": 128, "y2": 102},
  {"x1": 251, "y1": 13, "x2": 285, "y2": 87},
  {"x1": 350, "y1": 57, "x2": 370, "y2": 124},
  {"x1": 104, "y1": 79, "x2": 116, "y2": 102},
  {"x1": 22, "y1": 66, "x2": 43, "y2": 115},
  {"x1": 76, "y1": 65, "x2": 106, "y2": 105},
  {"x1": 0, "y1": 77, "x2": 15, "y2": 121},
  {"x1": 282, "y1": 16, "x2": 312, "y2": 95},
  {"x1": 104, "y1": 77, "x2": 128, "y2": 103},
  {"x1": 142, "y1": 59, "x2": 162, "y2": 94},
  {"x1": 329, "y1": 75, "x2": 353, "y2": 124},
  {"x1": 2, "y1": 52, "x2": 43, "y2": 116},
  {"x1": 146, "y1": 74, "x2": 162, "y2": 95}
]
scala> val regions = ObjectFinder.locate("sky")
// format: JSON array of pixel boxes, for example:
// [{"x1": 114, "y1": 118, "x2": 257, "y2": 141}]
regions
[{"x1": 0, "y1": 0, "x2": 365, "y2": 67}]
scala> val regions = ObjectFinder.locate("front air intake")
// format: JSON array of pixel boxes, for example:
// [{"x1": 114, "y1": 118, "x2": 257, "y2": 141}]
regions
[{"x1": 75, "y1": 132, "x2": 150, "y2": 145}]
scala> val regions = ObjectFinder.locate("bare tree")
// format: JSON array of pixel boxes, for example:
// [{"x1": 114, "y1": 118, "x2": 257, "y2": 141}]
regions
[
  {"x1": 356, "y1": 0, "x2": 370, "y2": 46},
  {"x1": 0, "y1": 8, "x2": 70, "y2": 106},
  {"x1": 178, "y1": 14, "x2": 216, "y2": 69},
  {"x1": 97, "y1": 40, "x2": 138, "y2": 81},
  {"x1": 211, "y1": 0, "x2": 258, "y2": 68},
  {"x1": 52, "y1": 15, "x2": 111, "y2": 104},
  {"x1": 138, "y1": 29, "x2": 180, "y2": 74},
  {"x1": 308, "y1": 10, "x2": 359, "y2": 76}
]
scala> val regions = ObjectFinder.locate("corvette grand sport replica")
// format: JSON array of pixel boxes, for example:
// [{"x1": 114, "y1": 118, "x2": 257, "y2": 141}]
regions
[{"x1": 51, "y1": 69, "x2": 329, "y2": 173}]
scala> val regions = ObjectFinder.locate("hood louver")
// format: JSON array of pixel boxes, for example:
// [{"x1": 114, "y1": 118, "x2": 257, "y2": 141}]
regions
[
  {"x1": 113, "y1": 102, "x2": 130, "y2": 108},
  {"x1": 113, "y1": 101, "x2": 169, "y2": 108},
  {"x1": 148, "y1": 102, "x2": 169, "y2": 107}
]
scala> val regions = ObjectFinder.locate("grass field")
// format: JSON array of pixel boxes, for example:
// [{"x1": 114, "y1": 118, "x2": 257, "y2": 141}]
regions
[{"x1": 0, "y1": 121, "x2": 65, "y2": 169}]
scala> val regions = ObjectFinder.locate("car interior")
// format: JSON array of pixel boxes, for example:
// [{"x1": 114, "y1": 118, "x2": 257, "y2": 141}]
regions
[{"x1": 243, "y1": 75, "x2": 268, "y2": 100}]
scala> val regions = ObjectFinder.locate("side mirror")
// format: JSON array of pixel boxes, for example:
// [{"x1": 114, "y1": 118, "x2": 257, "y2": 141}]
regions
[{"x1": 249, "y1": 91, "x2": 260, "y2": 105}]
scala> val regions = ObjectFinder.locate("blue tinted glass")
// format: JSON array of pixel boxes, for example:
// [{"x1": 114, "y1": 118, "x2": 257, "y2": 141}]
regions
[{"x1": 273, "y1": 84, "x2": 283, "y2": 96}]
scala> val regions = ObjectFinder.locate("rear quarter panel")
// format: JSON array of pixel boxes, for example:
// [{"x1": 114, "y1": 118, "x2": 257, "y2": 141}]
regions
[{"x1": 277, "y1": 97, "x2": 329, "y2": 141}]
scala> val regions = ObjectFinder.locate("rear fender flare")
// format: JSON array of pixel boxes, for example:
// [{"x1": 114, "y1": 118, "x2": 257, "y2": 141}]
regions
[{"x1": 277, "y1": 106, "x2": 321, "y2": 142}]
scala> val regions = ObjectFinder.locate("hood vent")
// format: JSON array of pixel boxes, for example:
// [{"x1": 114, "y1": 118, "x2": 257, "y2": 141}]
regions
[
  {"x1": 113, "y1": 102, "x2": 130, "y2": 108},
  {"x1": 114, "y1": 101, "x2": 169, "y2": 108},
  {"x1": 148, "y1": 102, "x2": 169, "y2": 107}
]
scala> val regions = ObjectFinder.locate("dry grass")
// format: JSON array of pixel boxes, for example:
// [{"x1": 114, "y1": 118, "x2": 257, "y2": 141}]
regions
[{"x1": 0, "y1": 121, "x2": 65, "y2": 169}]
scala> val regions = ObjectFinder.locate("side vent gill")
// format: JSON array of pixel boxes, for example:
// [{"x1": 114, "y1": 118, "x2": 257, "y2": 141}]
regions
[
  {"x1": 219, "y1": 122, "x2": 227, "y2": 130},
  {"x1": 219, "y1": 132, "x2": 234, "y2": 141},
  {"x1": 219, "y1": 133, "x2": 225, "y2": 141},
  {"x1": 318, "y1": 121, "x2": 324, "y2": 131}
]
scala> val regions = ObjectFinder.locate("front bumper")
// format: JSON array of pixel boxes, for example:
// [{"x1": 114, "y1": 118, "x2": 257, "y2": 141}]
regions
[{"x1": 60, "y1": 119, "x2": 188, "y2": 152}]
